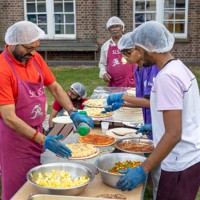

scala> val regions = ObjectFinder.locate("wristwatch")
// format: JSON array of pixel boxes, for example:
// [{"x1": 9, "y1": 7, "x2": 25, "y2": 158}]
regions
[{"x1": 68, "y1": 107, "x2": 78, "y2": 115}]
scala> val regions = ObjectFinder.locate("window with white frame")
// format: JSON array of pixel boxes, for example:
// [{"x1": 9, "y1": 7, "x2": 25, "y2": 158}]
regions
[
  {"x1": 133, "y1": 0, "x2": 188, "y2": 39},
  {"x1": 25, "y1": 0, "x2": 76, "y2": 39}
]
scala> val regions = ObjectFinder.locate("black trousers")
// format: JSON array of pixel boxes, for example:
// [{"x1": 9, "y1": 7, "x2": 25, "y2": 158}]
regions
[{"x1": 156, "y1": 162, "x2": 200, "y2": 200}]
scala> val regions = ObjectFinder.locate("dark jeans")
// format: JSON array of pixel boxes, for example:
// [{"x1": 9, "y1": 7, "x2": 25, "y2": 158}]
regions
[{"x1": 156, "y1": 162, "x2": 200, "y2": 200}]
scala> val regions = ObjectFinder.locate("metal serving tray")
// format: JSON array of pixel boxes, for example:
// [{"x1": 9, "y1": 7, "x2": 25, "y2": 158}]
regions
[
  {"x1": 114, "y1": 138, "x2": 154, "y2": 154},
  {"x1": 28, "y1": 194, "x2": 123, "y2": 200}
]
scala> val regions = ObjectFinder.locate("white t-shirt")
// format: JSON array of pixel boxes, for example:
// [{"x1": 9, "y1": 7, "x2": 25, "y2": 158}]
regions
[{"x1": 151, "y1": 59, "x2": 200, "y2": 171}]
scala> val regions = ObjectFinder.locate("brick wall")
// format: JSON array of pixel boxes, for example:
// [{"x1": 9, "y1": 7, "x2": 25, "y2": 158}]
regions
[
  {"x1": 76, "y1": 0, "x2": 97, "y2": 41},
  {"x1": 96, "y1": 0, "x2": 112, "y2": 45},
  {"x1": 0, "y1": 0, "x2": 24, "y2": 42}
]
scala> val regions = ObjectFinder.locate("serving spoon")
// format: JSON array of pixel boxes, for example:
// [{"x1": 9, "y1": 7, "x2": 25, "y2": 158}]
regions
[{"x1": 112, "y1": 131, "x2": 134, "y2": 136}]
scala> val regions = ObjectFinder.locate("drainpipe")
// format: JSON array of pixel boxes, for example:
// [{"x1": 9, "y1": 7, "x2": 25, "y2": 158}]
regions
[{"x1": 117, "y1": 0, "x2": 120, "y2": 17}]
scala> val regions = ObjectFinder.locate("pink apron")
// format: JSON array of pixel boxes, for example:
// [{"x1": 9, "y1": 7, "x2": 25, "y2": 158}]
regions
[
  {"x1": 107, "y1": 45, "x2": 136, "y2": 87},
  {"x1": 0, "y1": 51, "x2": 46, "y2": 200}
]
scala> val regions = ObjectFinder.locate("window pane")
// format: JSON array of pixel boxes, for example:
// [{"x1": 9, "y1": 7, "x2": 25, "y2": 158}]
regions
[
  {"x1": 176, "y1": 0, "x2": 185, "y2": 8},
  {"x1": 65, "y1": 24, "x2": 74, "y2": 34},
  {"x1": 164, "y1": 12, "x2": 174, "y2": 20},
  {"x1": 38, "y1": 25, "x2": 47, "y2": 34},
  {"x1": 165, "y1": 0, "x2": 174, "y2": 8},
  {"x1": 55, "y1": 24, "x2": 64, "y2": 34},
  {"x1": 175, "y1": 22, "x2": 184, "y2": 33},
  {"x1": 55, "y1": 14, "x2": 64, "y2": 23},
  {"x1": 65, "y1": 14, "x2": 74, "y2": 23},
  {"x1": 135, "y1": 14, "x2": 145, "y2": 23},
  {"x1": 135, "y1": 1, "x2": 145, "y2": 11},
  {"x1": 37, "y1": 3, "x2": 46, "y2": 12},
  {"x1": 146, "y1": 1, "x2": 156, "y2": 11},
  {"x1": 175, "y1": 12, "x2": 185, "y2": 20},
  {"x1": 164, "y1": 21, "x2": 174, "y2": 32},
  {"x1": 27, "y1": 14, "x2": 37, "y2": 23},
  {"x1": 64, "y1": 2, "x2": 73, "y2": 12},
  {"x1": 54, "y1": 3, "x2": 63, "y2": 12},
  {"x1": 27, "y1": 3, "x2": 36, "y2": 12},
  {"x1": 146, "y1": 13, "x2": 156, "y2": 21},
  {"x1": 38, "y1": 14, "x2": 47, "y2": 23}
]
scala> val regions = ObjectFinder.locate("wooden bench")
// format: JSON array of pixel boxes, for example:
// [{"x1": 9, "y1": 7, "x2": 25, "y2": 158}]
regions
[
  {"x1": 38, "y1": 40, "x2": 99, "y2": 61},
  {"x1": 0, "y1": 40, "x2": 99, "y2": 61}
]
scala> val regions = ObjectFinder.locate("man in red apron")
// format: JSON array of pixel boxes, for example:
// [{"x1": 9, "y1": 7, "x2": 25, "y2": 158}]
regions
[
  {"x1": 0, "y1": 21, "x2": 94, "y2": 200},
  {"x1": 99, "y1": 16, "x2": 137, "y2": 87}
]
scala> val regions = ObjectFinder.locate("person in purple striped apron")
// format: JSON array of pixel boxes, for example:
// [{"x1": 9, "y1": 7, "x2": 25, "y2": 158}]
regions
[{"x1": 0, "y1": 21, "x2": 94, "y2": 200}]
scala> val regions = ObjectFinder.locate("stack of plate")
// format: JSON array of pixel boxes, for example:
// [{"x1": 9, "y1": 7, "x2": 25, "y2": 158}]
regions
[{"x1": 112, "y1": 107, "x2": 143, "y2": 123}]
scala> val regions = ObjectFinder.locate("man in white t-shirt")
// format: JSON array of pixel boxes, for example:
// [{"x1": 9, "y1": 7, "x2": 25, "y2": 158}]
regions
[{"x1": 115, "y1": 21, "x2": 200, "y2": 200}]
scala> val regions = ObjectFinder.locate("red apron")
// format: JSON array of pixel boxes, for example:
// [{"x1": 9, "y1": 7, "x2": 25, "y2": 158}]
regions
[
  {"x1": 0, "y1": 51, "x2": 46, "y2": 200},
  {"x1": 107, "y1": 45, "x2": 136, "y2": 87}
]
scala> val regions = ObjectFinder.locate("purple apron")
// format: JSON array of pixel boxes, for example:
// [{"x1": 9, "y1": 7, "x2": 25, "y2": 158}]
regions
[
  {"x1": 107, "y1": 45, "x2": 136, "y2": 87},
  {"x1": 0, "y1": 51, "x2": 46, "y2": 200}
]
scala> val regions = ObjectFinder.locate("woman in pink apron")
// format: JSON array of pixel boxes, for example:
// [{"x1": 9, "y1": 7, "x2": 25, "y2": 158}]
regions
[
  {"x1": 99, "y1": 16, "x2": 137, "y2": 87},
  {"x1": 107, "y1": 45, "x2": 136, "y2": 87}
]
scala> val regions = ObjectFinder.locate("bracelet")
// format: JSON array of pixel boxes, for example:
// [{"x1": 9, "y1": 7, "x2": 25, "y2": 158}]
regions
[{"x1": 31, "y1": 129, "x2": 39, "y2": 142}]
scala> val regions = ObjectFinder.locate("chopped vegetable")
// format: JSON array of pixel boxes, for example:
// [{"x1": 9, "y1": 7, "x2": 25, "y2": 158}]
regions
[{"x1": 108, "y1": 160, "x2": 142, "y2": 174}]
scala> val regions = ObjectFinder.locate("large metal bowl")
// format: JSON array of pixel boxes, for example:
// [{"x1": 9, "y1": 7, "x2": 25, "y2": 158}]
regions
[
  {"x1": 114, "y1": 138, "x2": 154, "y2": 156},
  {"x1": 95, "y1": 153, "x2": 146, "y2": 188},
  {"x1": 27, "y1": 162, "x2": 94, "y2": 196}
]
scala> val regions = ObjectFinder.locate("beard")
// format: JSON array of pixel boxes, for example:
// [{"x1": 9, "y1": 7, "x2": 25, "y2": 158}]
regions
[{"x1": 12, "y1": 46, "x2": 32, "y2": 62}]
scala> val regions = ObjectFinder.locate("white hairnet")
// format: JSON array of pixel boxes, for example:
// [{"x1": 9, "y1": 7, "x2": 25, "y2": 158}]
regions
[
  {"x1": 134, "y1": 21, "x2": 175, "y2": 53},
  {"x1": 5, "y1": 21, "x2": 45, "y2": 45},
  {"x1": 71, "y1": 82, "x2": 87, "y2": 98},
  {"x1": 106, "y1": 16, "x2": 125, "y2": 31},
  {"x1": 117, "y1": 32, "x2": 135, "y2": 51}
]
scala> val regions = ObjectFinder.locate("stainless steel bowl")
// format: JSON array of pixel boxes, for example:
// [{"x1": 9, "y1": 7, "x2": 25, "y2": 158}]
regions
[
  {"x1": 114, "y1": 138, "x2": 154, "y2": 156},
  {"x1": 95, "y1": 153, "x2": 146, "y2": 188},
  {"x1": 27, "y1": 162, "x2": 94, "y2": 196}
]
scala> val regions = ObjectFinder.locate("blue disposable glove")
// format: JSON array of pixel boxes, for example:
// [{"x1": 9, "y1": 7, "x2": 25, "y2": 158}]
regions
[
  {"x1": 116, "y1": 166, "x2": 147, "y2": 191},
  {"x1": 107, "y1": 93, "x2": 124, "y2": 105},
  {"x1": 44, "y1": 135, "x2": 72, "y2": 158},
  {"x1": 102, "y1": 102, "x2": 123, "y2": 113},
  {"x1": 102, "y1": 93, "x2": 124, "y2": 113},
  {"x1": 70, "y1": 112, "x2": 94, "y2": 129},
  {"x1": 136, "y1": 124, "x2": 152, "y2": 137}
]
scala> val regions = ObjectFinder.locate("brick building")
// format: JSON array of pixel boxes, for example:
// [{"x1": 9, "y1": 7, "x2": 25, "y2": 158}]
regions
[{"x1": 0, "y1": 0, "x2": 199, "y2": 66}]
